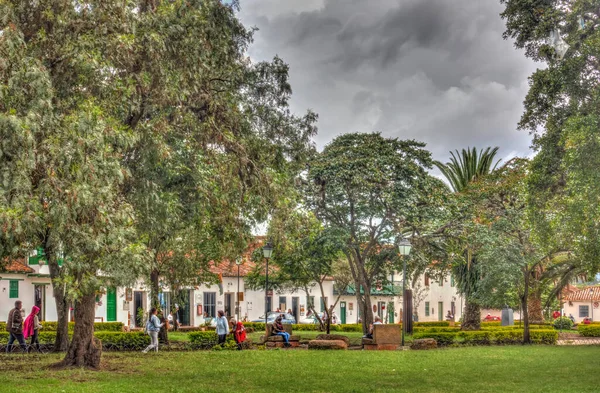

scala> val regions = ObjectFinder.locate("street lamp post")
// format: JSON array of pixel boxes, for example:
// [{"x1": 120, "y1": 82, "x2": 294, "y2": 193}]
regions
[
  {"x1": 235, "y1": 257, "x2": 243, "y2": 322},
  {"x1": 263, "y1": 242, "x2": 273, "y2": 328},
  {"x1": 398, "y1": 239, "x2": 412, "y2": 347}
]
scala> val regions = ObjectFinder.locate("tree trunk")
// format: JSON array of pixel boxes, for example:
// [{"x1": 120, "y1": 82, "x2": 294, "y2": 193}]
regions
[
  {"x1": 527, "y1": 289, "x2": 544, "y2": 324},
  {"x1": 150, "y1": 268, "x2": 160, "y2": 309},
  {"x1": 522, "y1": 269, "x2": 531, "y2": 344},
  {"x1": 48, "y1": 255, "x2": 69, "y2": 352},
  {"x1": 158, "y1": 312, "x2": 169, "y2": 345},
  {"x1": 60, "y1": 292, "x2": 102, "y2": 369},
  {"x1": 461, "y1": 299, "x2": 481, "y2": 330}
]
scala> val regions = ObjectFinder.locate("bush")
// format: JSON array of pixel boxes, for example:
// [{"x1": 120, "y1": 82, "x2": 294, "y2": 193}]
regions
[
  {"x1": 458, "y1": 331, "x2": 491, "y2": 345},
  {"x1": 552, "y1": 317, "x2": 573, "y2": 330},
  {"x1": 490, "y1": 330, "x2": 523, "y2": 345},
  {"x1": 0, "y1": 331, "x2": 150, "y2": 349},
  {"x1": 189, "y1": 331, "x2": 218, "y2": 344},
  {"x1": 414, "y1": 321, "x2": 450, "y2": 327},
  {"x1": 530, "y1": 330, "x2": 558, "y2": 344},
  {"x1": 481, "y1": 324, "x2": 548, "y2": 331},
  {"x1": 578, "y1": 325, "x2": 600, "y2": 337},
  {"x1": 95, "y1": 332, "x2": 150, "y2": 350},
  {"x1": 243, "y1": 322, "x2": 265, "y2": 331},
  {"x1": 413, "y1": 327, "x2": 460, "y2": 333},
  {"x1": 412, "y1": 332, "x2": 457, "y2": 346},
  {"x1": 480, "y1": 321, "x2": 501, "y2": 327}
]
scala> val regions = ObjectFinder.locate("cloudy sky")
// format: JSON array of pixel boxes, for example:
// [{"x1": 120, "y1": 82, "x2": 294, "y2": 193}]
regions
[{"x1": 236, "y1": 0, "x2": 539, "y2": 164}]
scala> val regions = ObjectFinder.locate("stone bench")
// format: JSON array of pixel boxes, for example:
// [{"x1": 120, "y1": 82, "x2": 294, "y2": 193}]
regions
[
  {"x1": 362, "y1": 324, "x2": 401, "y2": 350},
  {"x1": 261, "y1": 323, "x2": 300, "y2": 348},
  {"x1": 308, "y1": 340, "x2": 347, "y2": 350}
]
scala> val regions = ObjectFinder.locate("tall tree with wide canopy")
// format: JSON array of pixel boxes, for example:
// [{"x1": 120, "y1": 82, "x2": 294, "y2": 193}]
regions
[
  {"x1": 0, "y1": 0, "x2": 316, "y2": 366},
  {"x1": 500, "y1": 0, "x2": 600, "y2": 276},
  {"x1": 306, "y1": 133, "x2": 444, "y2": 333},
  {"x1": 108, "y1": 0, "x2": 317, "y2": 317},
  {"x1": 435, "y1": 147, "x2": 501, "y2": 330},
  {"x1": 465, "y1": 158, "x2": 573, "y2": 343},
  {"x1": 0, "y1": 16, "x2": 143, "y2": 366}
]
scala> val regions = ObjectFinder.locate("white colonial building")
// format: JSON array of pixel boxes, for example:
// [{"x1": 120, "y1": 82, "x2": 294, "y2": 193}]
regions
[{"x1": 2, "y1": 241, "x2": 463, "y2": 327}]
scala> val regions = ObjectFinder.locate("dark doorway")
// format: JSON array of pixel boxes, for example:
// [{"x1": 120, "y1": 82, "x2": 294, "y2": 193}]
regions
[
  {"x1": 177, "y1": 290, "x2": 191, "y2": 326},
  {"x1": 292, "y1": 297, "x2": 299, "y2": 322},
  {"x1": 225, "y1": 293, "x2": 234, "y2": 318},
  {"x1": 34, "y1": 285, "x2": 46, "y2": 321},
  {"x1": 134, "y1": 291, "x2": 144, "y2": 327}
]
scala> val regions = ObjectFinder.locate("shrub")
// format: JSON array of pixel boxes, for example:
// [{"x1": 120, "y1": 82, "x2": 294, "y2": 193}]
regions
[
  {"x1": 578, "y1": 325, "x2": 600, "y2": 337},
  {"x1": 414, "y1": 321, "x2": 450, "y2": 327},
  {"x1": 480, "y1": 321, "x2": 501, "y2": 327},
  {"x1": 95, "y1": 332, "x2": 150, "y2": 350},
  {"x1": 530, "y1": 330, "x2": 558, "y2": 344},
  {"x1": 413, "y1": 327, "x2": 460, "y2": 333},
  {"x1": 412, "y1": 332, "x2": 456, "y2": 346},
  {"x1": 481, "y1": 324, "x2": 548, "y2": 331},
  {"x1": 490, "y1": 330, "x2": 523, "y2": 345},
  {"x1": 93, "y1": 322, "x2": 124, "y2": 332},
  {"x1": 189, "y1": 331, "x2": 218, "y2": 344},
  {"x1": 243, "y1": 322, "x2": 265, "y2": 331},
  {"x1": 458, "y1": 331, "x2": 491, "y2": 345},
  {"x1": 552, "y1": 317, "x2": 573, "y2": 330}
]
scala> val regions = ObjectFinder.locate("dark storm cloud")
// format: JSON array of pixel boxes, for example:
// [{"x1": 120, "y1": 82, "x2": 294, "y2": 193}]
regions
[{"x1": 238, "y1": 0, "x2": 538, "y2": 163}]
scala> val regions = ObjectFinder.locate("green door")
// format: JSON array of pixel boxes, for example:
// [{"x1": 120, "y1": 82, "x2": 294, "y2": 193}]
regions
[
  {"x1": 107, "y1": 287, "x2": 117, "y2": 322},
  {"x1": 340, "y1": 302, "x2": 346, "y2": 324},
  {"x1": 438, "y1": 302, "x2": 443, "y2": 322},
  {"x1": 388, "y1": 303, "x2": 395, "y2": 324}
]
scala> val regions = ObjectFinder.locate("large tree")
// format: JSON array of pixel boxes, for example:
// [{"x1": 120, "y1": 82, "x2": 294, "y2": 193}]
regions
[
  {"x1": 500, "y1": 0, "x2": 600, "y2": 276},
  {"x1": 435, "y1": 147, "x2": 501, "y2": 330},
  {"x1": 305, "y1": 133, "x2": 444, "y2": 333},
  {"x1": 0, "y1": 0, "x2": 315, "y2": 366},
  {"x1": 466, "y1": 158, "x2": 571, "y2": 342},
  {"x1": 109, "y1": 0, "x2": 317, "y2": 317}
]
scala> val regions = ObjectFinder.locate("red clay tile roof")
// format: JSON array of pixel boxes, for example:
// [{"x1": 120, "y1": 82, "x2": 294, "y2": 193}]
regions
[
  {"x1": 564, "y1": 286, "x2": 600, "y2": 302},
  {"x1": 2, "y1": 259, "x2": 34, "y2": 274},
  {"x1": 209, "y1": 237, "x2": 266, "y2": 277}
]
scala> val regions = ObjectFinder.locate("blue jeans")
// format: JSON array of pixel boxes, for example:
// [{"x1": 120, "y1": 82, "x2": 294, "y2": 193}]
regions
[
  {"x1": 6, "y1": 332, "x2": 27, "y2": 353},
  {"x1": 276, "y1": 332, "x2": 290, "y2": 344}
]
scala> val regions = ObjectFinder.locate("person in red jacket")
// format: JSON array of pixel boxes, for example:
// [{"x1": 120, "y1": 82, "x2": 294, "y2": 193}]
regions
[{"x1": 230, "y1": 318, "x2": 247, "y2": 350}]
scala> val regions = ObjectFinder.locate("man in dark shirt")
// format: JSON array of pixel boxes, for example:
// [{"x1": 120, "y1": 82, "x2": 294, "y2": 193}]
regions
[{"x1": 6, "y1": 300, "x2": 27, "y2": 353}]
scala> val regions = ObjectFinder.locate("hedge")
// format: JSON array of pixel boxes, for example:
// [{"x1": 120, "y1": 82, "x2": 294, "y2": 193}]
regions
[
  {"x1": 413, "y1": 327, "x2": 460, "y2": 333},
  {"x1": 0, "y1": 331, "x2": 151, "y2": 349},
  {"x1": 480, "y1": 324, "x2": 549, "y2": 331},
  {"x1": 414, "y1": 321, "x2": 450, "y2": 327},
  {"x1": 0, "y1": 321, "x2": 124, "y2": 332},
  {"x1": 458, "y1": 331, "x2": 491, "y2": 345},
  {"x1": 412, "y1": 329, "x2": 558, "y2": 346},
  {"x1": 578, "y1": 325, "x2": 600, "y2": 337},
  {"x1": 95, "y1": 332, "x2": 150, "y2": 350},
  {"x1": 413, "y1": 332, "x2": 456, "y2": 346}
]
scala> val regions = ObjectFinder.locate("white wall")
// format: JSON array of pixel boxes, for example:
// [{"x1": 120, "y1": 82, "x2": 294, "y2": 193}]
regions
[
  {"x1": 0, "y1": 274, "x2": 54, "y2": 322},
  {"x1": 564, "y1": 301, "x2": 599, "y2": 323},
  {"x1": 414, "y1": 275, "x2": 463, "y2": 322}
]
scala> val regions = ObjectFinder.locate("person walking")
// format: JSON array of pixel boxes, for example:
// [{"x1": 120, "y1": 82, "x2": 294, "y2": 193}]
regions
[
  {"x1": 23, "y1": 306, "x2": 42, "y2": 353},
  {"x1": 6, "y1": 300, "x2": 27, "y2": 353},
  {"x1": 230, "y1": 318, "x2": 247, "y2": 350},
  {"x1": 142, "y1": 308, "x2": 163, "y2": 353},
  {"x1": 216, "y1": 310, "x2": 229, "y2": 345}
]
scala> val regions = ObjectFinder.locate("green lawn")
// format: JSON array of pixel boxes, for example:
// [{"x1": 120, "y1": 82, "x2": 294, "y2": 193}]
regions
[{"x1": 1, "y1": 346, "x2": 599, "y2": 392}]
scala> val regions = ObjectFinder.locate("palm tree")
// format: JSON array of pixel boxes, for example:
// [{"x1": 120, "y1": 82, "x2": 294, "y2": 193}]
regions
[
  {"x1": 435, "y1": 147, "x2": 501, "y2": 192},
  {"x1": 435, "y1": 147, "x2": 501, "y2": 330}
]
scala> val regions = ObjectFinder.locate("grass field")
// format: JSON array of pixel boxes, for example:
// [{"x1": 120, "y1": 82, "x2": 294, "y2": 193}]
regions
[{"x1": 1, "y1": 346, "x2": 599, "y2": 392}]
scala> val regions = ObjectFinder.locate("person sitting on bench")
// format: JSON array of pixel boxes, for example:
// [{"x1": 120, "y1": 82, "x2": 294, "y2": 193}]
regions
[
  {"x1": 364, "y1": 315, "x2": 383, "y2": 339},
  {"x1": 272, "y1": 314, "x2": 291, "y2": 347}
]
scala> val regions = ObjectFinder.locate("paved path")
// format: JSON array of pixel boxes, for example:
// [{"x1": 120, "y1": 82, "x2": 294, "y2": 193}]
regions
[{"x1": 557, "y1": 338, "x2": 600, "y2": 345}]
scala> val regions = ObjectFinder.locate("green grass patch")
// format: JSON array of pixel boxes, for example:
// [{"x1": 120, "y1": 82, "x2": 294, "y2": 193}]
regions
[{"x1": 1, "y1": 347, "x2": 599, "y2": 392}]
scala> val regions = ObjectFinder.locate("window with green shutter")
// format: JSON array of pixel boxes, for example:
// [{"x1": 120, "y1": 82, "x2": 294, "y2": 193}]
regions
[
  {"x1": 425, "y1": 301, "x2": 430, "y2": 317},
  {"x1": 9, "y1": 280, "x2": 19, "y2": 298}
]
